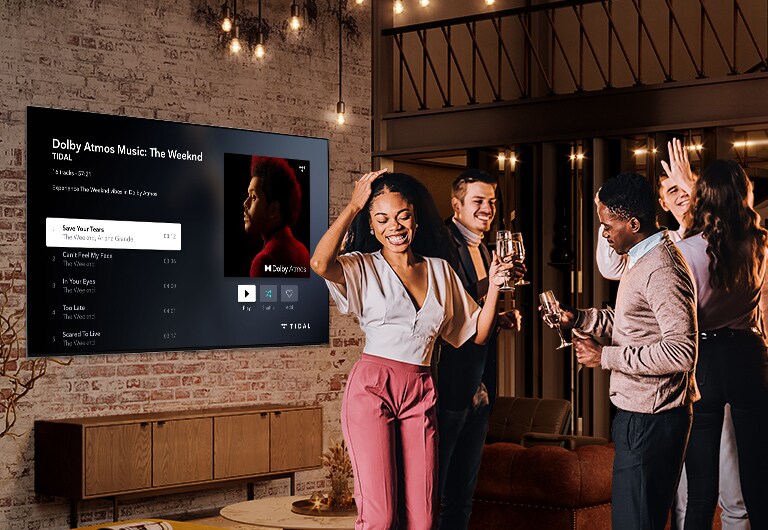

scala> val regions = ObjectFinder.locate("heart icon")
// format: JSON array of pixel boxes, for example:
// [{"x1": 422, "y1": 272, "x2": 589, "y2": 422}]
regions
[{"x1": 285, "y1": 289, "x2": 294, "y2": 298}]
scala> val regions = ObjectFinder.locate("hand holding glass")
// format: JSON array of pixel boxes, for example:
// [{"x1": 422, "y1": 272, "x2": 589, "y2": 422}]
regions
[
  {"x1": 539, "y1": 290, "x2": 572, "y2": 349},
  {"x1": 496, "y1": 230, "x2": 515, "y2": 292}
]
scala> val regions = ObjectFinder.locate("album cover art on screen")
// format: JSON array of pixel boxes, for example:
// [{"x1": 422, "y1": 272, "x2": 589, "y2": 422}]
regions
[{"x1": 223, "y1": 154, "x2": 311, "y2": 279}]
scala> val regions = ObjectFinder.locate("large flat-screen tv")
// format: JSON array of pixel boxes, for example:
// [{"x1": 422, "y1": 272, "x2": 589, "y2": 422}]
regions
[{"x1": 27, "y1": 107, "x2": 329, "y2": 356}]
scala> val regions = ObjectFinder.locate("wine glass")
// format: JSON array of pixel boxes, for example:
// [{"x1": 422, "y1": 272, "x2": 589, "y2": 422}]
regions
[
  {"x1": 539, "y1": 290, "x2": 572, "y2": 349},
  {"x1": 496, "y1": 230, "x2": 514, "y2": 292},
  {"x1": 510, "y1": 232, "x2": 530, "y2": 285}
]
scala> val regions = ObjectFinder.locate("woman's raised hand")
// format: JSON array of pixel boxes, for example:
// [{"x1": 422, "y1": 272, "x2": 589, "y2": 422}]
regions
[
  {"x1": 661, "y1": 138, "x2": 695, "y2": 195},
  {"x1": 349, "y1": 169, "x2": 388, "y2": 212}
]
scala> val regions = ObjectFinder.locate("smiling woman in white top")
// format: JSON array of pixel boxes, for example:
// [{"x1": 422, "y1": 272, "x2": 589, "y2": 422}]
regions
[{"x1": 311, "y1": 170, "x2": 514, "y2": 530}]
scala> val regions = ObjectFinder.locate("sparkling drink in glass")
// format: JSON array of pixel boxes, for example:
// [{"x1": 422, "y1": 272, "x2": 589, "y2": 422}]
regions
[
  {"x1": 510, "y1": 233, "x2": 530, "y2": 285},
  {"x1": 539, "y1": 290, "x2": 572, "y2": 349},
  {"x1": 496, "y1": 230, "x2": 514, "y2": 292}
]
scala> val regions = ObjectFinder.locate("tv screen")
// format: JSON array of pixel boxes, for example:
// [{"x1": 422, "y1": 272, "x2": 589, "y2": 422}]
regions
[{"x1": 27, "y1": 106, "x2": 329, "y2": 356}]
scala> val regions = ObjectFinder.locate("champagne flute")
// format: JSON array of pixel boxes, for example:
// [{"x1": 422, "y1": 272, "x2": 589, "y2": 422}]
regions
[
  {"x1": 539, "y1": 290, "x2": 572, "y2": 349},
  {"x1": 496, "y1": 230, "x2": 514, "y2": 292},
  {"x1": 510, "y1": 232, "x2": 530, "y2": 285}
]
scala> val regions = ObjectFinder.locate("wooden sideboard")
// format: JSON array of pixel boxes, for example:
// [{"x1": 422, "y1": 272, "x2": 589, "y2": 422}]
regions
[{"x1": 35, "y1": 404, "x2": 322, "y2": 528}]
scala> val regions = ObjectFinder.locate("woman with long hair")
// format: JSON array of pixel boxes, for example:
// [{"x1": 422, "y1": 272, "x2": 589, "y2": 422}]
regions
[
  {"x1": 667, "y1": 151, "x2": 768, "y2": 529},
  {"x1": 311, "y1": 169, "x2": 518, "y2": 530}
]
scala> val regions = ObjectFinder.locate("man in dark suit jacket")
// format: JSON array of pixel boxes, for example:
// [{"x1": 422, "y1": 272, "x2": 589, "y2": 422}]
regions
[{"x1": 437, "y1": 169, "x2": 522, "y2": 530}]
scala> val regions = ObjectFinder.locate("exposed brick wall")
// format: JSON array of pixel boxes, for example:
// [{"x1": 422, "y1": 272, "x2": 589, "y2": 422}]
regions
[{"x1": 0, "y1": 1, "x2": 370, "y2": 528}]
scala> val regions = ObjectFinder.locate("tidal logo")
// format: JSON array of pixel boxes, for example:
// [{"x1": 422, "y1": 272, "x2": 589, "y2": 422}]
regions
[{"x1": 281, "y1": 322, "x2": 311, "y2": 330}]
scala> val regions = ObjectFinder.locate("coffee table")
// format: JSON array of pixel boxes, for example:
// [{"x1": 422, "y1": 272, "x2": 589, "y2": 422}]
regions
[{"x1": 220, "y1": 495, "x2": 356, "y2": 530}]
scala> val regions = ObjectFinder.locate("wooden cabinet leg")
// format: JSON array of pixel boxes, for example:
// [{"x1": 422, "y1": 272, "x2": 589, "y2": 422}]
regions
[
  {"x1": 290, "y1": 473, "x2": 296, "y2": 495},
  {"x1": 113, "y1": 497, "x2": 119, "y2": 521},
  {"x1": 247, "y1": 482, "x2": 255, "y2": 500},
  {"x1": 69, "y1": 499, "x2": 78, "y2": 529}
]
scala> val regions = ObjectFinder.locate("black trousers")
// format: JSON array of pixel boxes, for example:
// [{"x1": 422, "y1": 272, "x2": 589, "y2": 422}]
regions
[
  {"x1": 437, "y1": 403, "x2": 490, "y2": 530},
  {"x1": 683, "y1": 331, "x2": 768, "y2": 530},
  {"x1": 612, "y1": 404, "x2": 692, "y2": 530}
]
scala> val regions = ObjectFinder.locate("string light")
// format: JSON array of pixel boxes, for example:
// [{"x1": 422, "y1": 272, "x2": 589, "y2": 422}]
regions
[
  {"x1": 336, "y1": 0, "x2": 346, "y2": 125},
  {"x1": 485, "y1": 0, "x2": 495, "y2": 5},
  {"x1": 290, "y1": 0, "x2": 301, "y2": 31},
  {"x1": 420, "y1": 0, "x2": 430, "y2": 6},
  {"x1": 394, "y1": 1, "x2": 404, "y2": 14},
  {"x1": 498, "y1": 153, "x2": 505, "y2": 164},
  {"x1": 355, "y1": 0, "x2": 364, "y2": 3},
  {"x1": 229, "y1": 23, "x2": 241, "y2": 54},
  {"x1": 253, "y1": 0, "x2": 265, "y2": 59},
  {"x1": 227, "y1": 0, "x2": 240, "y2": 54},
  {"x1": 220, "y1": 2, "x2": 233, "y2": 32},
  {"x1": 254, "y1": 33, "x2": 265, "y2": 59}
]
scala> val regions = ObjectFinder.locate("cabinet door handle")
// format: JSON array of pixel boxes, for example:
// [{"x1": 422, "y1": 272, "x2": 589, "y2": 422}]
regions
[
  {"x1": 260, "y1": 412, "x2": 268, "y2": 417},
  {"x1": 140, "y1": 422, "x2": 149, "y2": 427},
  {"x1": 157, "y1": 421, "x2": 166, "y2": 426}
]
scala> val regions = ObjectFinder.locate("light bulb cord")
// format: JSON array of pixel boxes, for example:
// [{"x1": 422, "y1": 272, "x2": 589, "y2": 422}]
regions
[{"x1": 338, "y1": 0, "x2": 343, "y2": 102}]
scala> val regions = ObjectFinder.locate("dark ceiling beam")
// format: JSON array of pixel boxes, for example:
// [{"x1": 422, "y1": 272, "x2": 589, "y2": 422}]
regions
[{"x1": 376, "y1": 73, "x2": 768, "y2": 156}]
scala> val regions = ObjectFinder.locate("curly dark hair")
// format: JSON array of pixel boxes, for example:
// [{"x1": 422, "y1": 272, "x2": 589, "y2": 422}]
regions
[
  {"x1": 685, "y1": 159, "x2": 767, "y2": 292},
  {"x1": 597, "y1": 172, "x2": 658, "y2": 229},
  {"x1": 342, "y1": 172, "x2": 458, "y2": 266},
  {"x1": 250, "y1": 156, "x2": 302, "y2": 226}
]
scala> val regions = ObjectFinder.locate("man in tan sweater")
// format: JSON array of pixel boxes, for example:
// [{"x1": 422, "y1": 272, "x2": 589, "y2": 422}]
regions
[{"x1": 557, "y1": 172, "x2": 699, "y2": 530}]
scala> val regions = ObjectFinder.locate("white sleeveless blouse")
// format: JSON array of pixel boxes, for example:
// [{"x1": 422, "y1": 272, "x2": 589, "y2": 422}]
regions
[{"x1": 326, "y1": 251, "x2": 481, "y2": 366}]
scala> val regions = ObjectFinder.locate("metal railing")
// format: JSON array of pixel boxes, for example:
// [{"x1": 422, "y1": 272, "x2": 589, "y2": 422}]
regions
[{"x1": 381, "y1": 0, "x2": 768, "y2": 112}]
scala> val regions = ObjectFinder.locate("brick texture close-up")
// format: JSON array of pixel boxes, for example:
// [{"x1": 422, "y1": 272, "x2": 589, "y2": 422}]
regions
[{"x1": 0, "y1": 1, "x2": 370, "y2": 528}]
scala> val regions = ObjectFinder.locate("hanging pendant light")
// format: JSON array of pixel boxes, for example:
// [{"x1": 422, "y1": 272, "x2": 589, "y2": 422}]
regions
[
  {"x1": 336, "y1": 0, "x2": 345, "y2": 125},
  {"x1": 229, "y1": 22, "x2": 242, "y2": 53},
  {"x1": 220, "y1": 1, "x2": 233, "y2": 32},
  {"x1": 253, "y1": 0, "x2": 265, "y2": 59},
  {"x1": 228, "y1": 0, "x2": 241, "y2": 53},
  {"x1": 254, "y1": 32, "x2": 265, "y2": 59},
  {"x1": 290, "y1": 0, "x2": 301, "y2": 31}
]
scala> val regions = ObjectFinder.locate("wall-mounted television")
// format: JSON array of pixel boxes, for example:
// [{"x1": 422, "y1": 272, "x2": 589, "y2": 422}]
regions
[{"x1": 27, "y1": 107, "x2": 329, "y2": 356}]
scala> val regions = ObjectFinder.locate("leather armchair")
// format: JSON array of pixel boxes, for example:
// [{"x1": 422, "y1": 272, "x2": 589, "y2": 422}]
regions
[
  {"x1": 469, "y1": 397, "x2": 615, "y2": 530},
  {"x1": 486, "y1": 396, "x2": 571, "y2": 444}
]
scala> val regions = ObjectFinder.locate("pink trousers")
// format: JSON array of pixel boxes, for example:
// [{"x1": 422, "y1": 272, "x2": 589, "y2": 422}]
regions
[{"x1": 342, "y1": 354, "x2": 438, "y2": 530}]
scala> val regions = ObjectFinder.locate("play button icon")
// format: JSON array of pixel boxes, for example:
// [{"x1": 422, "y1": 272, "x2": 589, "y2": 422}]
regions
[{"x1": 238, "y1": 285, "x2": 256, "y2": 302}]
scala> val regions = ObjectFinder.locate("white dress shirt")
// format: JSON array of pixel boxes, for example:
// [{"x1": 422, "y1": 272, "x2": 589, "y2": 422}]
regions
[{"x1": 596, "y1": 226, "x2": 685, "y2": 280}]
